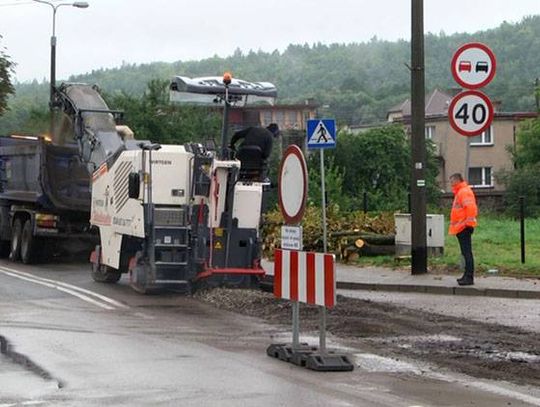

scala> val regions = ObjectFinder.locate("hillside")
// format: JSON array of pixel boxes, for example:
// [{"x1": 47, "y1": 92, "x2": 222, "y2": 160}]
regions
[{"x1": 2, "y1": 15, "x2": 540, "y2": 132}]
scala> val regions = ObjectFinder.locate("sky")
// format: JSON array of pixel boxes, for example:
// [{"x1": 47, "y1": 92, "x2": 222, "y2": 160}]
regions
[{"x1": 1, "y1": 0, "x2": 540, "y2": 82}]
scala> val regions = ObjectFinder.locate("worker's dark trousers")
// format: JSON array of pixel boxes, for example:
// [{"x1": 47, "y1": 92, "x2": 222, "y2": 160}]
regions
[{"x1": 457, "y1": 227, "x2": 475, "y2": 279}]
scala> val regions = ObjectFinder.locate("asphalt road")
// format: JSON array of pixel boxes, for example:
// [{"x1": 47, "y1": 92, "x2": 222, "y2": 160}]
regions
[
  {"x1": 1, "y1": 260, "x2": 539, "y2": 407},
  {"x1": 339, "y1": 289, "x2": 540, "y2": 333}
]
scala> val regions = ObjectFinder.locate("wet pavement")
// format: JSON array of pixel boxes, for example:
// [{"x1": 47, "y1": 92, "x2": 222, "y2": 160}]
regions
[{"x1": 0, "y1": 260, "x2": 539, "y2": 406}]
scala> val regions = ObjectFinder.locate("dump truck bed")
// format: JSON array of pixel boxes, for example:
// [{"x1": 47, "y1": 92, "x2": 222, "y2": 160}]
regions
[{"x1": 0, "y1": 136, "x2": 91, "y2": 213}]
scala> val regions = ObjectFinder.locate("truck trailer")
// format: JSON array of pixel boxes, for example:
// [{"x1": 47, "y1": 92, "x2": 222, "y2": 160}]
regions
[{"x1": 0, "y1": 134, "x2": 94, "y2": 263}]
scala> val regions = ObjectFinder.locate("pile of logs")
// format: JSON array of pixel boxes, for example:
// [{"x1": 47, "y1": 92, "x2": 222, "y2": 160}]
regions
[{"x1": 332, "y1": 231, "x2": 395, "y2": 263}]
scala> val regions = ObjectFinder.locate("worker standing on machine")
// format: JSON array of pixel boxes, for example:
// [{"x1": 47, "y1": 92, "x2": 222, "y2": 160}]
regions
[
  {"x1": 229, "y1": 123, "x2": 280, "y2": 160},
  {"x1": 229, "y1": 123, "x2": 280, "y2": 180}
]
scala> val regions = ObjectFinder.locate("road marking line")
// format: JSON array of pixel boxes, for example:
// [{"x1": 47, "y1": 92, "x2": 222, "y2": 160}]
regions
[
  {"x1": 0, "y1": 266, "x2": 129, "y2": 309},
  {"x1": 133, "y1": 312, "x2": 156, "y2": 320},
  {"x1": 0, "y1": 269, "x2": 114, "y2": 310}
]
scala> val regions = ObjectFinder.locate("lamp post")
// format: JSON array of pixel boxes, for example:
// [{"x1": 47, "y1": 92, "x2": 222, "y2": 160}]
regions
[{"x1": 33, "y1": 0, "x2": 89, "y2": 108}]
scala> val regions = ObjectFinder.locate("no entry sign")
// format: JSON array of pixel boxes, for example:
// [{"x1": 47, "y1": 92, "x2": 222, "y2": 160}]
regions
[
  {"x1": 451, "y1": 42, "x2": 497, "y2": 89},
  {"x1": 278, "y1": 145, "x2": 308, "y2": 224},
  {"x1": 448, "y1": 90, "x2": 494, "y2": 137}
]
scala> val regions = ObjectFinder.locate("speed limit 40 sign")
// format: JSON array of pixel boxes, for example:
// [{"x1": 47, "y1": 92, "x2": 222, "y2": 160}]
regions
[{"x1": 448, "y1": 90, "x2": 494, "y2": 137}]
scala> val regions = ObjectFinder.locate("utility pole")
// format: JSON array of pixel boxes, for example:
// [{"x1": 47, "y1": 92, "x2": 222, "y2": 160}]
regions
[{"x1": 410, "y1": 0, "x2": 427, "y2": 274}]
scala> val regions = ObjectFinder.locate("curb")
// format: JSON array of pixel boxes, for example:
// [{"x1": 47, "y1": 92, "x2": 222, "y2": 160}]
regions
[
  {"x1": 335, "y1": 281, "x2": 540, "y2": 300},
  {"x1": 260, "y1": 277, "x2": 540, "y2": 300}
]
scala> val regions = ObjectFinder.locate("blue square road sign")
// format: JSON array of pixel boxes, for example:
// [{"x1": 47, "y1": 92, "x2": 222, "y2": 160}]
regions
[{"x1": 306, "y1": 119, "x2": 336, "y2": 149}]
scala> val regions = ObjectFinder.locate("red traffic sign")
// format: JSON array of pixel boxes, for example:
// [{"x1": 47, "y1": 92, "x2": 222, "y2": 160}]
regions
[
  {"x1": 278, "y1": 145, "x2": 308, "y2": 225},
  {"x1": 451, "y1": 42, "x2": 496, "y2": 89},
  {"x1": 448, "y1": 90, "x2": 494, "y2": 137}
]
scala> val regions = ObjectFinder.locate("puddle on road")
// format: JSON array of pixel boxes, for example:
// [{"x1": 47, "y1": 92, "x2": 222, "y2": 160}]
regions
[{"x1": 353, "y1": 353, "x2": 424, "y2": 374}]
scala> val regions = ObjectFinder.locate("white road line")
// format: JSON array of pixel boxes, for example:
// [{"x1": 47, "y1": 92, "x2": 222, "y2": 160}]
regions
[
  {"x1": 0, "y1": 268, "x2": 115, "y2": 310},
  {"x1": 0, "y1": 265, "x2": 129, "y2": 309}
]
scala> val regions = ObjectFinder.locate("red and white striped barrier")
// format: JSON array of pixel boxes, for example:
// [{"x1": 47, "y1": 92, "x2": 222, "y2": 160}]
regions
[{"x1": 273, "y1": 249, "x2": 336, "y2": 308}]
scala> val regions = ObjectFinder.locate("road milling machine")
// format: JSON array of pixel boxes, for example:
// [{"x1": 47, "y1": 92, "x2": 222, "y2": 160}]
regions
[{"x1": 40, "y1": 74, "x2": 276, "y2": 292}]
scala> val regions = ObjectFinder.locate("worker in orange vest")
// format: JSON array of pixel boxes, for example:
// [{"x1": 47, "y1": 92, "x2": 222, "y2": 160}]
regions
[{"x1": 449, "y1": 173, "x2": 478, "y2": 286}]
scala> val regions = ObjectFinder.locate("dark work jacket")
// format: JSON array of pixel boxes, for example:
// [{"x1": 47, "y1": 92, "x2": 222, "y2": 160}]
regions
[{"x1": 230, "y1": 127, "x2": 274, "y2": 159}]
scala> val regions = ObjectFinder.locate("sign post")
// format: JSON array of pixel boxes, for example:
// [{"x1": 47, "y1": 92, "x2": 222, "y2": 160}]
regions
[
  {"x1": 306, "y1": 118, "x2": 336, "y2": 355},
  {"x1": 450, "y1": 43, "x2": 497, "y2": 177},
  {"x1": 267, "y1": 122, "x2": 352, "y2": 372},
  {"x1": 277, "y1": 144, "x2": 308, "y2": 351}
]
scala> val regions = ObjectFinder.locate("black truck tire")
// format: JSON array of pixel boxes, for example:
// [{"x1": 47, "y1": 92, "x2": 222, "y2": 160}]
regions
[
  {"x1": 91, "y1": 263, "x2": 122, "y2": 284},
  {"x1": 21, "y1": 220, "x2": 39, "y2": 264},
  {"x1": 10, "y1": 218, "x2": 23, "y2": 262},
  {"x1": 0, "y1": 241, "x2": 10, "y2": 258}
]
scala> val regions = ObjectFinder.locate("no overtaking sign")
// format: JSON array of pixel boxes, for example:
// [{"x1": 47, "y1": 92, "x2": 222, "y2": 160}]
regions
[{"x1": 449, "y1": 42, "x2": 497, "y2": 137}]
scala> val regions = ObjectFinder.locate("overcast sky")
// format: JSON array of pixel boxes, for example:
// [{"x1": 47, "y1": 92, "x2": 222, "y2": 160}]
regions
[{"x1": 1, "y1": 0, "x2": 539, "y2": 82}]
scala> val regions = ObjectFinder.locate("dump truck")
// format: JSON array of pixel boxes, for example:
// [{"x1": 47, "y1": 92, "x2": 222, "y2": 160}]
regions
[{"x1": 0, "y1": 134, "x2": 95, "y2": 263}]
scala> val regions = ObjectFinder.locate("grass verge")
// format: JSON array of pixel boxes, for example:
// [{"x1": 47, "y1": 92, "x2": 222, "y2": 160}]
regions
[{"x1": 354, "y1": 215, "x2": 540, "y2": 277}]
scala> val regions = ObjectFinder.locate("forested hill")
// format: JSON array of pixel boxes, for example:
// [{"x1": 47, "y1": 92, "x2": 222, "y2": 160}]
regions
[{"x1": 8, "y1": 15, "x2": 540, "y2": 127}]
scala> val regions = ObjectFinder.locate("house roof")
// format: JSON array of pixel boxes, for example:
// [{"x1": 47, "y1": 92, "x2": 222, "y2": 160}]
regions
[
  {"x1": 389, "y1": 89, "x2": 538, "y2": 123},
  {"x1": 388, "y1": 89, "x2": 452, "y2": 119}
]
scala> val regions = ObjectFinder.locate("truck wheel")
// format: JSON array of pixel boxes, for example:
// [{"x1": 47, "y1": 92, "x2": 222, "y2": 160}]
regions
[
  {"x1": 21, "y1": 220, "x2": 41, "y2": 264},
  {"x1": 9, "y1": 219, "x2": 23, "y2": 262},
  {"x1": 91, "y1": 263, "x2": 122, "y2": 283},
  {"x1": 0, "y1": 241, "x2": 10, "y2": 258}
]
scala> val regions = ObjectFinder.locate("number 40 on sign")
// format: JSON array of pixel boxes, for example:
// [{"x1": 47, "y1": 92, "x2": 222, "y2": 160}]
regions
[{"x1": 448, "y1": 90, "x2": 494, "y2": 137}]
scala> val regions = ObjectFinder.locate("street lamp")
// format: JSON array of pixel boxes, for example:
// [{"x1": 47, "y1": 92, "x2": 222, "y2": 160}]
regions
[{"x1": 33, "y1": 0, "x2": 89, "y2": 107}]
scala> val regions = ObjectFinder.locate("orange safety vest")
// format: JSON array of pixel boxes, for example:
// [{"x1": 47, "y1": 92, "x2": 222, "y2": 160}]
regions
[{"x1": 449, "y1": 181, "x2": 478, "y2": 235}]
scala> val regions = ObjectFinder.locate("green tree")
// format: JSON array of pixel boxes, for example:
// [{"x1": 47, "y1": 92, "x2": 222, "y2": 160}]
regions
[
  {"x1": 328, "y1": 125, "x2": 439, "y2": 211},
  {"x1": 307, "y1": 153, "x2": 350, "y2": 210},
  {"x1": 499, "y1": 118, "x2": 540, "y2": 216},
  {"x1": 106, "y1": 79, "x2": 222, "y2": 144},
  {"x1": 0, "y1": 35, "x2": 15, "y2": 116},
  {"x1": 512, "y1": 118, "x2": 540, "y2": 168}
]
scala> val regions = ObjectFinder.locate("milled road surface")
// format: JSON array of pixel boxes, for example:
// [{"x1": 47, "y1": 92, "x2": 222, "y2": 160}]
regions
[
  {"x1": 0, "y1": 260, "x2": 539, "y2": 406},
  {"x1": 339, "y1": 289, "x2": 540, "y2": 333}
]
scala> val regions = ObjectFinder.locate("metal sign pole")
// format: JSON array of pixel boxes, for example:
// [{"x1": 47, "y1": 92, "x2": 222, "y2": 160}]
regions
[
  {"x1": 292, "y1": 301, "x2": 300, "y2": 350},
  {"x1": 292, "y1": 222, "x2": 303, "y2": 350},
  {"x1": 464, "y1": 136, "x2": 471, "y2": 181},
  {"x1": 319, "y1": 148, "x2": 327, "y2": 354}
]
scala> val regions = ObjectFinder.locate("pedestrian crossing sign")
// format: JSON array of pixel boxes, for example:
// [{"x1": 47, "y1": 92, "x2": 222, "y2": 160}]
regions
[{"x1": 306, "y1": 119, "x2": 336, "y2": 149}]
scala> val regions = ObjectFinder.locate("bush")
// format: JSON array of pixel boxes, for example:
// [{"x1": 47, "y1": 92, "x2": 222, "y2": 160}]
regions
[
  {"x1": 498, "y1": 166, "x2": 540, "y2": 217},
  {"x1": 261, "y1": 205, "x2": 395, "y2": 259}
]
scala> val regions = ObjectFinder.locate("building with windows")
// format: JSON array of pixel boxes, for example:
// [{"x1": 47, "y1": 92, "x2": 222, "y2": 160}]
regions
[
  {"x1": 388, "y1": 89, "x2": 537, "y2": 193},
  {"x1": 228, "y1": 100, "x2": 319, "y2": 131}
]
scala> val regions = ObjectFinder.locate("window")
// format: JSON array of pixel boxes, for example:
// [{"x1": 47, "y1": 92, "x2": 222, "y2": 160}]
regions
[
  {"x1": 468, "y1": 167, "x2": 493, "y2": 187},
  {"x1": 274, "y1": 111, "x2": 285, "y2": 127},
  {"x1": 287, "y1": 111, "x2": 297, "y2": 127},
  {"x1": 425, "y1": 125, "x2": 436, "y2": 139},
  {"x1": 470, "y1": 126, "x2": 493, "y2": 145},
  {"x1": 262, "y1": 111, "x2": 272, "y2": 126}
]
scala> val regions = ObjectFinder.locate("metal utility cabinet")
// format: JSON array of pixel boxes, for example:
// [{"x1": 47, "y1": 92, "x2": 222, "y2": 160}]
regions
[{"x1": 395, "y1": 213, "x2": 445, "y2": 257}]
